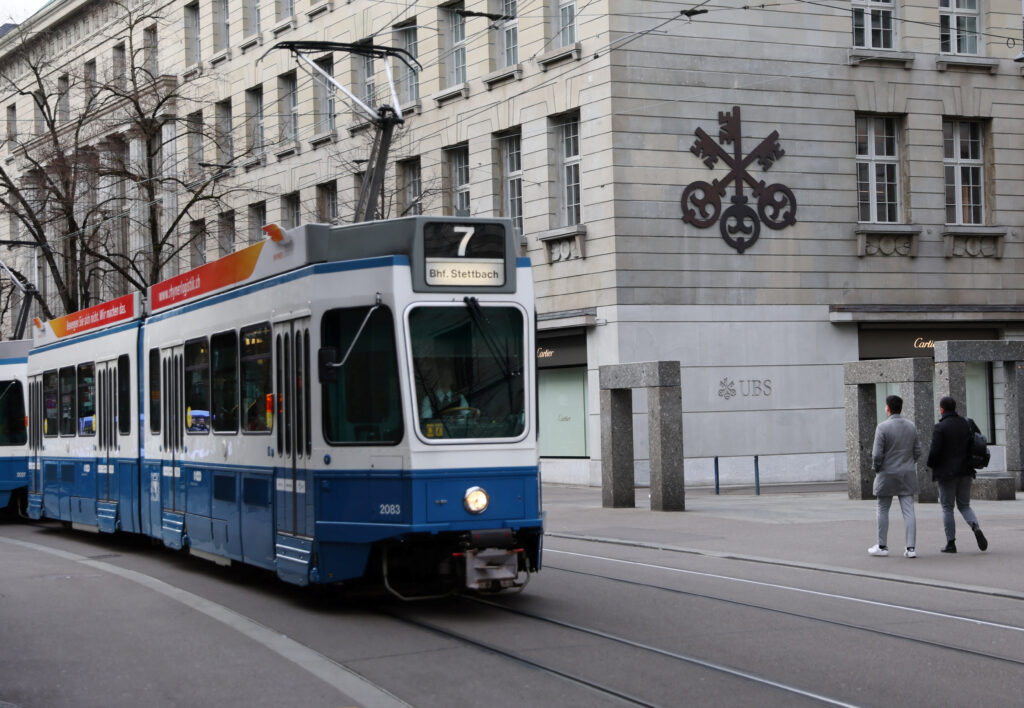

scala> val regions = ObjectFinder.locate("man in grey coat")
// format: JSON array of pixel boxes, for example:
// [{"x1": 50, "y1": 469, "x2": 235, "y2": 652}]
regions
[{"x1": 868, "y1": 395, "x2": 922, "y2": 558}]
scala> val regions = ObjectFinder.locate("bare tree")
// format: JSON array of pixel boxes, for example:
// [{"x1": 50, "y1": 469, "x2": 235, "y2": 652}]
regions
[{"x1": 0, "y1": 1, "x2": 264, "y2": 326}]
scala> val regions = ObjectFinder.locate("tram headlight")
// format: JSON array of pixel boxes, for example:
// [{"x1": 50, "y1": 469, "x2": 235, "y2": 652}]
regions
[{"x1": 463, "y1": 486, "x2": 489, "y2": 514}]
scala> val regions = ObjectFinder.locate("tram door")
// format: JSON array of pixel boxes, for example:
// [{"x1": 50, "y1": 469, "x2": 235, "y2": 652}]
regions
[
  {"x1": 157, "y1": 345, "x2": 185, "y2": 544},
  {"x1": 273, "y1": 317, "x2": 312, "y2": 544},
  {"x1": 95, "y1": 357, "x2": 119, "y2": 528}
]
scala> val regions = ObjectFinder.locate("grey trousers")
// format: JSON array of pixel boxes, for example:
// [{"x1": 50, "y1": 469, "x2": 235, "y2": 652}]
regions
[
  {"x1": 877, "y1": 495, "x2": 916, "y2": 549},
  {"x1": 937, "y1": 476, "x2": 979, "y2": 542}
]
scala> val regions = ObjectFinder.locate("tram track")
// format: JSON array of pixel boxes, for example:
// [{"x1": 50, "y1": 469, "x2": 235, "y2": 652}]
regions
[{"x1": 382, "y1": 599, "x2": 859, "y2": 708}]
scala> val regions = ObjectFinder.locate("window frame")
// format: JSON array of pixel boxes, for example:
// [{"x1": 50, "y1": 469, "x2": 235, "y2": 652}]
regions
[
  {"x1": 851, "y1": 0, "x2": 894, "y2": 50},
  {"x1": 240, "y1": 322, "x2": 273, "y2": 435},
  {"x1": 943, "y1": 118, "x2": 985, "y2": 225},
  {"x1": 211, "y1": 330, "x2": 239, "y2": 433},
  {"x1": 556, "y1": 113, "x2": 582, "y2": 227},
  {"x1": 444, "y1": 3, "x2": 467, "y2": 87},
  {"x1": 184, "y1": 337, "x2": 211, "y2": 435},
  {"x1": 855, "y1": 114, "x2": 901, "y2": 224},
  {"x1": 446, "y1": 144, "x2": 470, "y2": 217},
  {"x1": 500, "y1": 131, "x2": 524, "y2": 237},
  {"x1": 939, "y1": 0, "x2": 980, "y2": 55}
]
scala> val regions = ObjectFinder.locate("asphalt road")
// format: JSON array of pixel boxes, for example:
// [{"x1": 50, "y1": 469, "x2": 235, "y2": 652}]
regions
[{"x1": 2, "y1": 488, "x2": 1023, "y2": 707}]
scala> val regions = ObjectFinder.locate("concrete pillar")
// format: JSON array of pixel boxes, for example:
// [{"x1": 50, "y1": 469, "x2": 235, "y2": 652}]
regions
[
  {"x1": 901, "y1": 376, "x2": 936, "y2": 503},
  {"x1": 648, "y1": 383, "x2": 684, "y2": 511},
  {"x1": 844, "y1": 383, "x2": 876, "y2": 500},
  {"x1": 599, "y1": 388, "x2": 634, "y2": 508},
  {"x1": 934, "y1": 360, "x2": 966, "y2": 413},
  {"x1": 1005, "y1": 361, "x2": 1024, "y2": 490}
]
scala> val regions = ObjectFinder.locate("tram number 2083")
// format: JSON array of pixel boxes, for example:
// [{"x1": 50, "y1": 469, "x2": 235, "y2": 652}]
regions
[{"x1": 379, "y1": 504, "x2": 402, "y2": 516}]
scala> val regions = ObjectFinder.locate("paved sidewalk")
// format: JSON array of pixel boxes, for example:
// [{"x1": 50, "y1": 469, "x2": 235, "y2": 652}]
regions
[{"x1": 541, "y1": 483, "x2": 1024, "y2": 597}]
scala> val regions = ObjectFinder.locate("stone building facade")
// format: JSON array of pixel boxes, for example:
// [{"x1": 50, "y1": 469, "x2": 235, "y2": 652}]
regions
[{"x1": 2, "y1": 0, "x2": 1023, "y2": 487}]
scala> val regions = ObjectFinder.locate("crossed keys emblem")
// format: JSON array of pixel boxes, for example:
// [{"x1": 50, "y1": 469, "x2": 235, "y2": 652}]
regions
[{"x1": 681, "y1": 106, "x2": 797, "y2": 254}]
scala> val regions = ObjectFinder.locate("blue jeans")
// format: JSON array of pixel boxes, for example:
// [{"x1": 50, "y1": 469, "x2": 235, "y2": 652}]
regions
[{"x1": 937, "y1": 477, "x2": 979, "y2": 542}]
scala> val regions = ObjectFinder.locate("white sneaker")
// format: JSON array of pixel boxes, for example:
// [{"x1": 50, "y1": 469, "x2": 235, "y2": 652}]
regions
[
  {"x1": 868, "y1": 545, "x2": 889, "y2": 556},
  {"x1": 904, "y1": 548, "x2": 916, "y2": 558}
]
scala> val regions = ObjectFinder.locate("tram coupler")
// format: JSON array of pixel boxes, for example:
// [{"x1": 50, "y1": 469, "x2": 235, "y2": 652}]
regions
[{"x1": 462, "y1": 547, "x2": 526, "y2": 591}]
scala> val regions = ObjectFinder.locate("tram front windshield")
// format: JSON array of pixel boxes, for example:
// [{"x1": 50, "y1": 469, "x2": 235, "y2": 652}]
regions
[{"x1": 410, "y1": 304, "x2": 525, "y2": 440}]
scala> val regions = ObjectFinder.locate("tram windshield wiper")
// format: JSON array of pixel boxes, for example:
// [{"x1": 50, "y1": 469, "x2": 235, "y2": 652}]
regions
[{"x1": 319, "y1": 293, "x2": 381, "y2": 383}]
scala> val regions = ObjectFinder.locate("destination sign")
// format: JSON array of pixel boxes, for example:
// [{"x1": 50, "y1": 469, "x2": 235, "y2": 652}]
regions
[{"x1": 422, "y1": 222, "x2": 507, "y2": 287}]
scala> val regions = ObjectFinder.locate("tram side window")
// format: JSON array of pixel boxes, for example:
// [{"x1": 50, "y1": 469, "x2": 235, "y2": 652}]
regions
[
  {"x1": 211, "y1": 330, "x2": 238, "y2": 432},
  {"x1": 59, "y1": 366, "x2": 75, "y2": 436},
  {"x1": 184, "y1": 338, "x2": 210, "y2": 434},
  {"x1": 43, "y1": 370, "x2": 58, "y2": 437},
  {"x1": 321, "y1": 306, "x2": 403, "y2": 444},
  {"x1": 148, "y1": 348, "x2": 160, "y2": 433},
  {"x1": 0, "y1": 380, "x2": 27, "y2": 445},
  {"x1": 77, "y1": 363, "x2": 95, "y2": 436},
  {"x1": 118, "y1": 354, "x2": 131, "y2": 434},
  {"x1": 241, "y1": 323, "x2": 272, "y2": 433}
]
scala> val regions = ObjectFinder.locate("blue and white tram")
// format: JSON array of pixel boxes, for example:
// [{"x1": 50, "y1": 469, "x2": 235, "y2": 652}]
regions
[
  {"x1": 26, "y1": 216, "x2": 542, "y2": 595},
  {"x1": 0, "y1": 340, "x2": 30, "y2": 515}
]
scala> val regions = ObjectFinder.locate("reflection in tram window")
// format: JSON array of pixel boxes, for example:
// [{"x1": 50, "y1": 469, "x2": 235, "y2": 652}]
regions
[
  {"x1": 410, "y1": 305, "x2": 525, "y2": 440},
  {"x1": 211, "y1": 331, "x2": 238, "y2": 432},
  {"x1": 59, "y1": 366, "x2": 75, "y2": 436},
  {"x1": 78, "y1": 362, "x2": 95, "y2": 436},
  {"x1": 185, "y1": 338, "x2": 210, "y2": 433},
  {"x1": 0, "y1": 380, "x2": 27, "y2": 445},
  {"x1": 43, "y1": 370, "x2": 58, "y2": 437},
  {"x1": 321, "y1": 306, "x2": 402, "y2": 444},
  {"x1": 241, "y1": 323, "x2": 272, "y2": 433},
  {"x1": 118, "y1": 354, "x2": 131, "y2": 434},
  {"x1": 148, "y1": 349, "x2": 161, "y2": 433}
]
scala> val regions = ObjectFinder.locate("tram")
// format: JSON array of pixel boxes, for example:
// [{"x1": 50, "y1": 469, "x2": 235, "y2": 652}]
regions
[
  {"x1": 0, "y1": 340, "x2": 29, "y2": 515},
  {"x1": 25, "y1": 216, "x2": 542, "y2": 595}
]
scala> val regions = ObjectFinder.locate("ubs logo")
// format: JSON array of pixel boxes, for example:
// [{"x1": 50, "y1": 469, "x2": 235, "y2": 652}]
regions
[
  {"x1": 682, "y1": 106, "x2": 797, "y2": 253},
  {"x1": 718, "y1": 377, "x2": 773, "y2": 399}
]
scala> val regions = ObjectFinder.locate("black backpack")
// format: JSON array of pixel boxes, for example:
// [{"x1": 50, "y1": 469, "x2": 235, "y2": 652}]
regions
[{"x1": 965, "y1": 418, "x2": 990, "y2": 470}]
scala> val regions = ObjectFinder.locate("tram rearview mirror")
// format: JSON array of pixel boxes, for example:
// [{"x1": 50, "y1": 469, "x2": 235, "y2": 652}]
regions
[{"x1": 318, "y1": 347, "x2": 339, "y2": 384}]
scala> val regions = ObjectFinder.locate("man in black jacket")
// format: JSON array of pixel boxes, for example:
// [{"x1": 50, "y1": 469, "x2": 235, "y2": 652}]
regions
[{"x1": 926, "y1": 396, "x2": 988, "y2": 554}]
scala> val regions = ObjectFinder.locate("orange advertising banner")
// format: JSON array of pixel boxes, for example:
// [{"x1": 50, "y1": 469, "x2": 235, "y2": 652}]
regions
[
  {"x1": 149, "y1": 241, "x2": 265, "y2": 312},
  {"x1": 46, "y1": 293, "x2": 137, "y2": 339}
]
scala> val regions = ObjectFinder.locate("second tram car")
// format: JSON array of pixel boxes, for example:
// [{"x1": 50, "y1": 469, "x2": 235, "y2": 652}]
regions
[
  {"x1": 25, "y1": 216, "x2": 542, "y2": 595},
  {"x1": 0, "y1": 340, "x2": 29, "y2": 515}
]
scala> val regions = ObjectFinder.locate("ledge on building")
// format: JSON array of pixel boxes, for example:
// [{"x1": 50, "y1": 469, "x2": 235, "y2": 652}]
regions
[
  {"x1": 240, "y1": 33, "x2": 263, "y2": 53},
  {"x1": 942, "y1": 226, "x2": 1006, "y2": 259},
  {"x1": 537, "y1": 42, "x2": 581, "y2": 71},
  {"x1": 431, "y1": 83, "x2": 469, "y2": 105},
  {"x1": 855, "y1": 223, "x2": 921, "y2": 258},
  {"x1": 347, "y1": 119, "x2": 373, "y2": 136},
  {"x1": 537, "y1": 307, "x2": 598, "y2": 331},
  {"x1": 272, "y1": 16, "x2": 297, "y2": 37},
  {"x1": 848, "y1": 48, "x2": 914, "y2": 68},
  {"x1": 829, "y1": 304, "x2": 1024, "y2": 324},
  {"x1": 182, "y1": 63, "x2": 203, "y2": 81},
  {"x1": 309, "y1": 129, "x2": 336, "y2": 148},
  {"x1": 275, "y1": 140, "x2": 301, "y2": 160},
  {"x1": 483, "y1": 64, "x2": 523, "y2": 89},
  {"x1": 935, "y1": 55, "x2": 999, "y2": 73},
  {"x1": 306, "y1": 1, "x2": 332, "y2": 21},
  {"x1": 538, "y1": 223, "x2": 587, "y2": 264},
  {"x1": 242, "y1": 154, "x2": 267, "y2": 170},
  {"x1": 399, "y1": 100, "x2": 421, "y2": 117},
  {"x1": 208, "y1": 48, "x2": 231, "y2": 68}
]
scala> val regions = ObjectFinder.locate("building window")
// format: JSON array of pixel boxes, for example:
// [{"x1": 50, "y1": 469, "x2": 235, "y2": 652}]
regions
[
  {"x1": 218, "y1": 210, "x2": 236, "y2": 255},
  {"x1": 555, "y1": 0, "x2": 576, "y2": 47},
  {"x1": 112, "y1": 43, "x2": 126, "y2": 89},
  {"x1": 855, "y1": 115, "x2": 900, "y2": 223},
  {"x1": 6, "y1": 104, "x2": 16, "y2": 142},
  {"x1": 500, "y1": 131, "x2": 523, "y2": 237},
  {"x1": 394, "y1": 23, "x2": 419, "y2": 104},
  {"x1": 56, "y1": 75, "x2": 69, "y2": 123},
  {"x1": 314, "y1": 57, "x2": 335, "y2": 134},
  {"x1": 243, "y1": 0, "x2": 262, "y2": 37},
  {"x1": 215, "y1": 99, "x2": 233, "y2": 164},
  {"x1": 277, "y1": 0, "x2": 295, "y2": 22},
  {"x1": 556, "y1": 113, "x2": 581, "y2": 226},
  {"x1": 249, "y1": 201, "x2": 267, "y2": 243},
  {"x1": 246, "y1": 86, "x2": 264, "y2": 152},
  {"x1": 213, "y1": 0, "x2": 230, "y2": 54},
  {"x1": 939, "y1": 0, "x2": 979, "y2": 55},
  {"x1": 852, "y1": 0, "x2": 893, "y2": 49},
  {"x1": 444, "y1": 3, "x2": 467, "y2": 87},
  {"x1": 144, "y1": 25, "x2": 158, "y2": 77},
  {"x1": 399, "y1": 158, "x2": 422, "y2": 216},
  {"x1": 187, "y1": 110, "x2": 203, "y2": 178},
  {"x1": 497, "y1": 0, "x2": 519, "y2": 68},
  {"x1": 943, "y1": 119, "x2": 984, "y2": 225},
  {"x1": 317, "y1": 181, "x2": 338, "y2": 223},
  {"x1": 282, "y1": 192, "x2": 301, "y2": 228},
  {"x1": 356, "y1": 41, "x2": 375, "y2": 105},
  {"x1": 446, "y1": 144, "x2": 470, "y2": 216},
  {"x1": 84, "y1": 60, "x2": 97, "y2": 102},
  {"x1": 279, "y1": 72, "x2": 298, "y2": 142},
  {"x1": 184, "y1": 3, "x2": 201, "y2": 66},
  {"x1": 190, "y1": 219, "x2": 207, "y2": 268}
]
